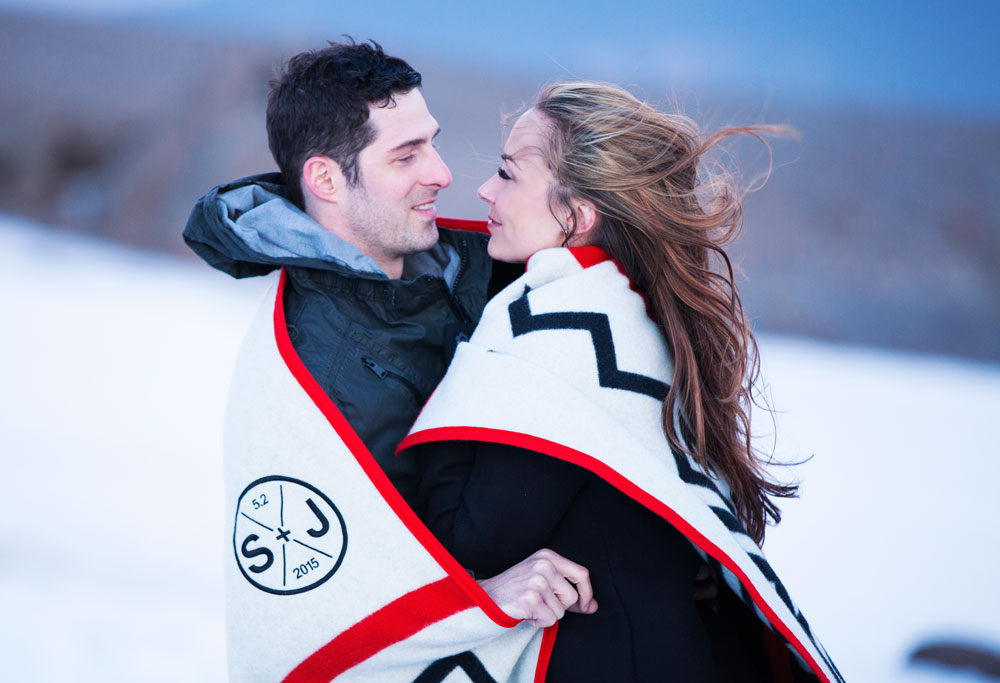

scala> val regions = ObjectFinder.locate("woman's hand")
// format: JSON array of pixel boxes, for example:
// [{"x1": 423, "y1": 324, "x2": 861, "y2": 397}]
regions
[{"x1": 478, "y1": 549, "x2": 598, "y2": 628}]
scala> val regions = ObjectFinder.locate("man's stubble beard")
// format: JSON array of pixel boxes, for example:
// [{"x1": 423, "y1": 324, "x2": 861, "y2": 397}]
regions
[{"x1": 345, "y1": 183, "x2": 439, "y2": 266}]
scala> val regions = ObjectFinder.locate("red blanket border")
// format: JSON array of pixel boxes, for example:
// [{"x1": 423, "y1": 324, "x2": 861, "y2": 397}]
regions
[
  {"x1": 271, "y1": 240, "x2": 557, "y2": 680},
  {"x1": 397, "y1": 425, "x2": 828, "y2": 683}
]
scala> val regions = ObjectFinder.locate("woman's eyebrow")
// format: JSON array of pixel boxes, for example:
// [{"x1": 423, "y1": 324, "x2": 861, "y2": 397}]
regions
[{"x1": 500, "y1": 152, "x2": 522, "y2": 168}]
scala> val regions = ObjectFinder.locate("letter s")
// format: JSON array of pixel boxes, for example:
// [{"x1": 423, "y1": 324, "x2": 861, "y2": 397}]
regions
[{"x1": 240, "y1": 534, "x2": 274, "y2": 573}]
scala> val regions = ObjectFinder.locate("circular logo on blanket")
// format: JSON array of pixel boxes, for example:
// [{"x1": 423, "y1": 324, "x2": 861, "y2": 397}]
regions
[{"x1": 233, "y1": 475, "x2": 347, "y2": 595}]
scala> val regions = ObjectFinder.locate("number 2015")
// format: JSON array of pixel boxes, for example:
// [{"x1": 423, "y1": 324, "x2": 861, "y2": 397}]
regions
[{"x1": 293, "y1": 557, "x2": 320, "y2": 579}]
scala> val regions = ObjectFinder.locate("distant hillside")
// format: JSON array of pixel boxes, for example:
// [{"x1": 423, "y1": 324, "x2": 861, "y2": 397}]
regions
[{"x1": 2, "y1": 12, "x2": 997, "y2": 360}]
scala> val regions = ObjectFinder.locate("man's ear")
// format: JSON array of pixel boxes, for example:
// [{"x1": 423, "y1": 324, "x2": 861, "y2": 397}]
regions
[{"x1": 301, "y1": 156, "x2": 346, "y2": 204}]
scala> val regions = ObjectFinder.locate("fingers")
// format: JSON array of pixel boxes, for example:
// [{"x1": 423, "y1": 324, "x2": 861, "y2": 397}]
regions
[
  {"x1": 693, "y1": 561, "x2": 719, "y2": 602},
  {"x1": 693, "y1": 582, "x2": 718, "y2": 601},
  {"x1": 694, "y1": 562, "x2": 712, "y2": 581},
  {"x1": 506, "y1": 586, "x2": 560, "y2": 627},
  {"x1": 529, "y1": 573, "x2": 567, "y2": 625},
  {"x1": 478, "y1": 549, "x2": 599, "y2": 628},
  {"x1": 532, "y1": 549, "x2": 596, "y2": 613},
  {"x1": 529, "y1": 558, "x2": 578, "y2": 609}
]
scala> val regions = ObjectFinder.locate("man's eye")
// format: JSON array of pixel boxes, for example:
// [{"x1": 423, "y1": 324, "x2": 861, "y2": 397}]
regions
[
  {"x1": 497, "y1": 167, "x2": 512, "y2": 180},
  {"x1": 398, "y1": 153, "x2": 415, "y2": 163}
]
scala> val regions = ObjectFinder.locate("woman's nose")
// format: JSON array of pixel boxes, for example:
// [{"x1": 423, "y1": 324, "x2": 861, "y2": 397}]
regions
[{"x1": 477, "y1": 174, "x2": 497, "y2": 203}]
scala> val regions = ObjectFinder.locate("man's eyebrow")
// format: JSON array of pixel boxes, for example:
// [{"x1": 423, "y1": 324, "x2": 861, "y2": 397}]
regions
[{"x1": 387, "y1": 128, "x2": 441, "y2": 154}]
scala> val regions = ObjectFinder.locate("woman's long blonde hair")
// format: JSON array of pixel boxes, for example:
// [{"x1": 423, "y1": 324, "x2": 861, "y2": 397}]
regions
[{"x1": 534, "y1": 81, "x2": 795, "y2": 544}]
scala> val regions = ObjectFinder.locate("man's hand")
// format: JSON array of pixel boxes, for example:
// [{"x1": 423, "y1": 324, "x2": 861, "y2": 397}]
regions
[
  {"x1": 694, "y1": 561, "x2": 720, "y2": 613},
  {"x1": 477, "y1": 549, "x2": 598, "y2": 628}
]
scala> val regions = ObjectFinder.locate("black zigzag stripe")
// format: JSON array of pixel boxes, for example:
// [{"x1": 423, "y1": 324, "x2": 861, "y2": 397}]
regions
[
  {"x1": 748, "y1": 553, "x2": 796, "y2": 617},
  {"x1": 508, "y1": 287, "x2": 669, "y2": 400},
  {"x1": 670, "y1": 447, "x2": 736, "y2": 516},
  {"x1": 412, "y1": 651, "x2": 499, "y2": 683},
  {"x1": 671, "y1": 433, "x2": 839, "y2": 677},
  {"x1": 709, "y1": 505, "x2": 746, "y2": 535},
  {"x1": 820, "y1": 644, "x2": 845, "y2": 682},
  {"x1": 726, "y1": 549, "x2": 842, "y2": 681},
  {"x1": 714, "y1": 532, "x2": 840, "y2": 680}
]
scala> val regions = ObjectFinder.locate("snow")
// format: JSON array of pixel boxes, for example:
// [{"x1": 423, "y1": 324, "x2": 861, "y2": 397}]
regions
[
  {"x1": 0, "y1": 217, "x2": 266, "y2": 682},
  {"x1": 1, "y1": 215, "x2": 998, "y2": 682},
  {"x1": 760, "y1": 339, "x2": 1000, "y2": 681}
]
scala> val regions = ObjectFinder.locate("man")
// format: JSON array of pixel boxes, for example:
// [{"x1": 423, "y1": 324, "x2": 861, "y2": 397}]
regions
[{"x1": 184, "y1": 41, "x2": 594, "y2": 681}]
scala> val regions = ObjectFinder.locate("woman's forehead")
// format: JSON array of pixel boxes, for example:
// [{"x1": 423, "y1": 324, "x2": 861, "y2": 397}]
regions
[{"x1": 503, "y1": 109, "x2": 550, "y2": 163}]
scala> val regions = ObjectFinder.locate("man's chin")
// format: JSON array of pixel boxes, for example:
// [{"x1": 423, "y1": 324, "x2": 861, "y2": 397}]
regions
[
  {"x1": 420, "y1": 217, "x2": 441, "y2": 244},
  {"x1": 406, "y1": 222, "x2": 440, "y2": 255},
  {"x1": 419, "y1": 234, "x2": 440, "y2": 253}
]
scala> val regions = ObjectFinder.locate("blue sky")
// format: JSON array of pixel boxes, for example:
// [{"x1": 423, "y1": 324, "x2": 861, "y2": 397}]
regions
[{"x1": 4, "y1": 0, "x2": 997, "y2": 116}]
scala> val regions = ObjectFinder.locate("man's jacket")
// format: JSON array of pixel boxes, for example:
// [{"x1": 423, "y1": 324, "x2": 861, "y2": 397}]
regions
[{"x1": 183, "y1": 173, "x2": 494, "y2": 506}]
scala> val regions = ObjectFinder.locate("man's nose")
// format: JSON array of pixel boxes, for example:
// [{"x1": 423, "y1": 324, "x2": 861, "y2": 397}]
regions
[{"x1": 423, "y1": 148, "x2": 452, "y2": 189}]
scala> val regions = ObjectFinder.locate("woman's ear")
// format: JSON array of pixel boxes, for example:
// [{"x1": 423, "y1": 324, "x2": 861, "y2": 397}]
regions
[
  {"x1": 569, "y1": 200, "x2": 600, "y2": 244},
  {"x1": 301, "y1": 156, "x2": 346, "y2": 204}
]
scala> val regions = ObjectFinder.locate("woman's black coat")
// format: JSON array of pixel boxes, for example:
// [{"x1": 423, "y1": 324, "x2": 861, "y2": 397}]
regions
[{"x1": 413, "y1": 440, "x2": 779, "y2": 682}]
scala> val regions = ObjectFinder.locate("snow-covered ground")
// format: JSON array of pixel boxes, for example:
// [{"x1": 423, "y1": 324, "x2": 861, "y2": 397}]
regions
[{"x1": 1, "y1": 215, "x2": 997, "y2": 682}]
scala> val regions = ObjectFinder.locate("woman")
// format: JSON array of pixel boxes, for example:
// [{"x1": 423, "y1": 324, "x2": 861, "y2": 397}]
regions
[{"x1": 399, "y1": 82, "x2": 840, "y2": 682}]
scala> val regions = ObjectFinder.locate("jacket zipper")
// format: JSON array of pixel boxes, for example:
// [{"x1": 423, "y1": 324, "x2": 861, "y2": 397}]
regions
[
  {"x1": 447, "y1": 238, "x2": 472, "y2": 324},
  {"x1": 361, "y1": 356, "x2": 425, "y2": 404}
]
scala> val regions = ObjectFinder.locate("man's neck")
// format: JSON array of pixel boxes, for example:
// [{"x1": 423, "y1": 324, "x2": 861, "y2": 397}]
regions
[
  {"x1": 376, "y1": 256, "x2": 404, "y2": 280},
  {"x1": 307, "y1": 205, "x2": 404, "y2": 279}
]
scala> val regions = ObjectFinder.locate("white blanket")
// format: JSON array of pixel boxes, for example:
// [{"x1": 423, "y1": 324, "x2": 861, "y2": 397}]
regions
[
  {"x1": 223, "y1": 269, "x2": 553, "y2": 682},
  {"x1": 401, "y1": 246, "x2": 843, "y2": 683}
]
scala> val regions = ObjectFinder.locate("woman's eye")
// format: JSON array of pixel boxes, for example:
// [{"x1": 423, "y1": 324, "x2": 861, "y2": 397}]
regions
[{"x1": 497, "y1": 167, "x2": 512, "y2": 180}]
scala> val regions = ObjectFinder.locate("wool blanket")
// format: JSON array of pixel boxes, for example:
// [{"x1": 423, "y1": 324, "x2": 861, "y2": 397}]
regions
[
  {"x1": 399, "y1": 246, "x2": 843, "y2": 683},
  {"x1": 223, "y1": 268, "x2": 555, "y2": 682}
]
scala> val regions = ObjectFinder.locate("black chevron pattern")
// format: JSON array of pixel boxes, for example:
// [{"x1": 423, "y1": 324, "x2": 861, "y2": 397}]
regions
[
  {"x1": 671, "y1": 444, "x2": 737, "y2": 516},
  {"x1": 670, "y1": 445, "x2": 843, "y2": 681},
  {"x1": 504, "y1": 285, "x2": 842, "y2": 681},
  {"x1": 412, "y1": 651, "x2": 498, "y2": 683},
  {"x1": 508, "y1": 286, "x2": 669, "y2": 400}
]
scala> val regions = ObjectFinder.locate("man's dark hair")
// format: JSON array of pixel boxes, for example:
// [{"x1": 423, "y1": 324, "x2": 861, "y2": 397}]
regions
[{"x1": 266, "y1": 40, "x2": 422, "y2": 208}]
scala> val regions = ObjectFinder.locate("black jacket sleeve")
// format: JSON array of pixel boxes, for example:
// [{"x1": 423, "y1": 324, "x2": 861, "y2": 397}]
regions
[{"x1": 413, "y1": 440, "x2": 590, "y2": 578}]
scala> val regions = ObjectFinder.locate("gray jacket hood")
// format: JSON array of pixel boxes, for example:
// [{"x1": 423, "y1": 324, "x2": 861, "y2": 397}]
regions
[{"x1": 183, "y1": 173, "x2": 461, "y2": 286}]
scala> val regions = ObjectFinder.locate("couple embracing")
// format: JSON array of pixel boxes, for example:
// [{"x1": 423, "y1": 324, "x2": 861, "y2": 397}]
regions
[{"x1": 184, "y1": 40, "x2": 841, "y2": 683}]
